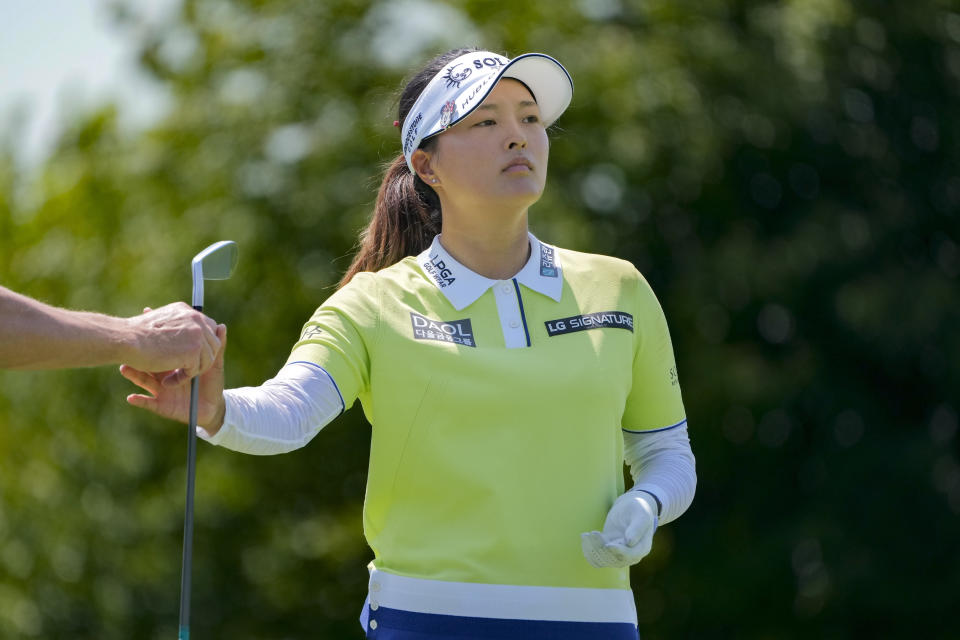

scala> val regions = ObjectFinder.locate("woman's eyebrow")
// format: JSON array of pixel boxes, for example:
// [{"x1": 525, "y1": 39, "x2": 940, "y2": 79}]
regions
[{"x1": 476, "y1": 100, "x2": 539, "y2": 112}]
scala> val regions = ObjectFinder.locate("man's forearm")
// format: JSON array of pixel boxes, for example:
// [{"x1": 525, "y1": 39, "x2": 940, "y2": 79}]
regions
[{"x1": 0, "y1": 286, "x2": 136, "y2": 369}]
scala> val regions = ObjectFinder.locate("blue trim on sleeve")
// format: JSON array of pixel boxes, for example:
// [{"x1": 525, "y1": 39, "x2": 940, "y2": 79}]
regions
[
  {"x1": 622, "y1": 418, "x2": 687, "y2": 434},
  {"x1": 512, "y1": 278, "x2": 532, "y2": 347},
  {"x1": 287, "y1": 360, "x2": 346, "y2": 414}
]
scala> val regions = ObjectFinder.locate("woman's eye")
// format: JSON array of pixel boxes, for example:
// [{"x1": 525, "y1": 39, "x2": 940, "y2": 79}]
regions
[
  {"x1": 523, "y1": 115, "x2": 541, "y2": 123},
  {"x1": 474, "y1": 119, "x2": 496, "y2": 127}
]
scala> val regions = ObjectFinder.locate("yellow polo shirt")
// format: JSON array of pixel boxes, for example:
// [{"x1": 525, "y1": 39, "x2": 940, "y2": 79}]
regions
[{"x1": 287, "y1": 233, "x2": 685, "y2": 592}]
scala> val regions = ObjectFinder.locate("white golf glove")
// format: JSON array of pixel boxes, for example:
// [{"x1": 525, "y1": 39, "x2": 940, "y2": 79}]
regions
[{"x1": 581, "y1": 490, "x2": 659, "y2": 569}]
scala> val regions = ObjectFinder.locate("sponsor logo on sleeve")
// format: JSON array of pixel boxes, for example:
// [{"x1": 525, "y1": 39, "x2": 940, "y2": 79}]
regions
[
  {"x1": 422, "y1": 252, "x2": 456, "y2": 288},
  {"x1": 299, "y1": 325, "x2": 325, "y2": 341},
  {"x1": 544, "y1": 311, "x2": 634, "y2": 336},
  {"x1": 539, "y1": 244, "x2": 558, "y2": 277},
  {"x1": 410, "y1": 312, "x2": 476, "y2": 347},
  {"x1": 669, "y1": 366, "x2": 679, "y2": 386}
]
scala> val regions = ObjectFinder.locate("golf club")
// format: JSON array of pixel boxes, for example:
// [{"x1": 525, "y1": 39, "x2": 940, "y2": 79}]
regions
[{"x1": 179, "y1": 240, "x2": 238, "y2": 640}]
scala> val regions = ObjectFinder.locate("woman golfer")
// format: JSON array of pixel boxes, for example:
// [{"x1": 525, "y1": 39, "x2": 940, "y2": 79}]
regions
[{"x1": 123, "y1": 48, "x2": 696, "y2": 640}]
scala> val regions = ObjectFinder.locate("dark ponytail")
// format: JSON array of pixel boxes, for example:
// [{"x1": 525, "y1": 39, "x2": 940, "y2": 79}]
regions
[{"x1": 339, "y1": 47, "x2": 481, "y2": 288}]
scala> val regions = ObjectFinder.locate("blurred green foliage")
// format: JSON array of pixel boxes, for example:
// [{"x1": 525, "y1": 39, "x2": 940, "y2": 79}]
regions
[{"x1": 1, "y1": 0, "x2": 958, "y2": 637}]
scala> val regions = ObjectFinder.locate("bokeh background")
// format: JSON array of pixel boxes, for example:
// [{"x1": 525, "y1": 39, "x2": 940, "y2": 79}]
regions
[{"x1": 1, "y1": 0, "x2": 958, "y2": 638}]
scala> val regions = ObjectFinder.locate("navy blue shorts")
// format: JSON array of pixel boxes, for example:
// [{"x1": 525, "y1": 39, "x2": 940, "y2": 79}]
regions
[{"x1": 365, "y1": 607, "x2": 640, "y2": 640}]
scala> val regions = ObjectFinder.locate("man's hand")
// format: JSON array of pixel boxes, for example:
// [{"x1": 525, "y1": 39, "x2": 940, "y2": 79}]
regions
[
  {"x1": 0, "y1": 286, "x2": 223, "y2": 373},
  {"x1": 121, "y1": 324, "x2": 228, "y2": 431},
  {"x1": 581, "y1": 491, "x2": 658, "y2": 569},
  {"x1": 124, "y1": 303, "x2": 221, "y2": 386}
]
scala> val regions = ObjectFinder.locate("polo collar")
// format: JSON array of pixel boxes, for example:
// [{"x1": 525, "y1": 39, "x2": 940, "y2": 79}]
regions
[{"x1": 417, "y1": 233, "x2": 564, "y2": 310}]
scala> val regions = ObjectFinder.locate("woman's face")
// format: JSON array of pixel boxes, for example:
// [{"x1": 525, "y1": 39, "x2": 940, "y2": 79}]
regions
[{"x1": 417, "y1": 79, "x2": 550, "y2": 214}]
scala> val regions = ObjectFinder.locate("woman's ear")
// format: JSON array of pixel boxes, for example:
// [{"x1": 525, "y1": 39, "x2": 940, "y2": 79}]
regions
[{"x1": 411, "y1": 149, "x2": 440, "y2": 185}]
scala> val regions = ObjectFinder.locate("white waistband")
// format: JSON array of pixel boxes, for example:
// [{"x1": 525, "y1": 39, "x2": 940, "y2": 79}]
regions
[{"x1": 366, "y1": 566, "x2": 637, "y2": 624}]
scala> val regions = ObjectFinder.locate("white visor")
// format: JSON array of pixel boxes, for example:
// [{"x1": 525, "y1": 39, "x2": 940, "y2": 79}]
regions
[{"x1": 401, "y1": 51, "x2": 574, "y2": 173}]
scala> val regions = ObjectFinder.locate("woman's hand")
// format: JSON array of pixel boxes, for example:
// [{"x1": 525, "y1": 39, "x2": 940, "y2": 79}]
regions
[
  {"x1": 121, "y1": 324, "x2": 228, "y2": 433},
  {"x1": 581, "y1": 489, "x2": 658, "y2": 569}
]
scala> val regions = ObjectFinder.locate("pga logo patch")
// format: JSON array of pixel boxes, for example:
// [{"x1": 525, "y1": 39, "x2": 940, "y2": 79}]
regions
[
  {"x1": 423, "y1": 252, "x2": 456, "y2": 288},
  {"x1": 410, "y1": 312, "x2": 476, "y2": 347}
]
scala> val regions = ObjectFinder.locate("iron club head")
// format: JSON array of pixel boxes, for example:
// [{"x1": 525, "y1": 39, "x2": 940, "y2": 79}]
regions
[{"x1": 191, "y1": 240, "x2": 238, "y2": 308}]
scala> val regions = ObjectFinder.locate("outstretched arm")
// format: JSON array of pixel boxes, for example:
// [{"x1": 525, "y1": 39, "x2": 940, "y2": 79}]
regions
[
  {"x1": 123, "y1": 353, "x2": 344, "y2": 456},
  {"x1": 1, "y1": 285, "x2": 221, "y2": 383},
  {"x1": 202, "y1": 362, "x2": 344, "y2": 455}
]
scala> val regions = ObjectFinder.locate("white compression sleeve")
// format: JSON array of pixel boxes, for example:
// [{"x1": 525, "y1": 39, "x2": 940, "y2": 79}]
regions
[
  {"x1": 623, "y1": 423, "x2": 697, "y2": 525},
  {"x1": 197, "y1": 361, "x2": 345, "y2": 455}
]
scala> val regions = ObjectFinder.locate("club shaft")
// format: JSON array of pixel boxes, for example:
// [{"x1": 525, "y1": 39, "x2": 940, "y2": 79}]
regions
[{"x1": 178, "y1": 303, "x2": 203, "y2": 639}]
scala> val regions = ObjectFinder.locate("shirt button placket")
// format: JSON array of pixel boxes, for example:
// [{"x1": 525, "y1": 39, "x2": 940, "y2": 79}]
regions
[{"x1": 368, "y1": 580, "x2": 381, "y2": 633}]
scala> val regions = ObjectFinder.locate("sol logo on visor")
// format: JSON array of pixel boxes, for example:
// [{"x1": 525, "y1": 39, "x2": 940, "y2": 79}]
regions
[{"x1": 410, "y1": 312, "x2": 476, "y2": 347}]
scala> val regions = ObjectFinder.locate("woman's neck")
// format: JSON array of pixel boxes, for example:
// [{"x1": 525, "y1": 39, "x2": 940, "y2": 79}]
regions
[{"x1": 438, "y1": 211, "x2": 531, "y2": 280}]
